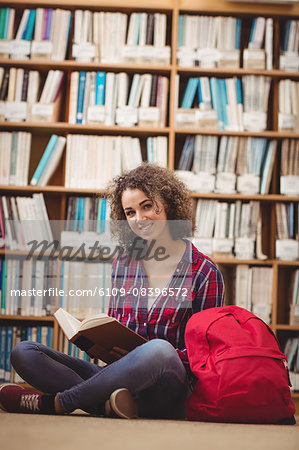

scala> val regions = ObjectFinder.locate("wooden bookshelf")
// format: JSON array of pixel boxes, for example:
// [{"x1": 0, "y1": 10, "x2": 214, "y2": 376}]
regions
[{"x1": 0, "y1": 0, "x2": 298, "y2": 404}]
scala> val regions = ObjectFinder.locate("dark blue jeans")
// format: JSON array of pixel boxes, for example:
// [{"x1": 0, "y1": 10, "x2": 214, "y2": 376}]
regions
[{"x1": 10, "y1": 338, "x2": 188, "y2": 419}]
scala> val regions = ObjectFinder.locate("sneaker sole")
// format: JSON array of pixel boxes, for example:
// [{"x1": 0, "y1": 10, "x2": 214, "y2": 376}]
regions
[
  {"x1": 109, "y1": 388, "x2": 138, "y2": 419},
  {"x1": 0, "y1": 383, "x2": 24, "y2": 412}
]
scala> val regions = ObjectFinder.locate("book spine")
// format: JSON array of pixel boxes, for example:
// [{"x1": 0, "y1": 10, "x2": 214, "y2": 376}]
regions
[
  {"x1": 76, "y1": 71, "x2": 86, "y2": 124},
  {"x1": 30, "y1": 134, "x2": 59, "y2": 185}
]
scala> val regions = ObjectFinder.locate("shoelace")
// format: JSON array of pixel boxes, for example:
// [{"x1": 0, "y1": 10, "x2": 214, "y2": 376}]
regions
[{"x1": 20, "y1": 393, "x2": 40, "y2": 412}]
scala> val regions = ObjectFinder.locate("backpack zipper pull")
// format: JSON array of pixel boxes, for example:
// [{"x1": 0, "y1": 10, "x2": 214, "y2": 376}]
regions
[{"x1": 283, "y1": 359, "x2": 292, "y2": 387}]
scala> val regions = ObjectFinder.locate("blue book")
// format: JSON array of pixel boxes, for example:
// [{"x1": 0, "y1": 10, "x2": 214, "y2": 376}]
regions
[
  {"x1": 236, "y1": 78, "x2": 243, "y2": 105},
  {"x1": 95, "y1": 72, "x2": 106, "y2": 105},
  {"x1": 30, "y1": 134, "x2": 59, "y2": 185},
  {"x1": 178, "y1": 15, "x2": 184, "y2": 47},
  {"x1": 235, "y1": 18, "x2": 241, "y2": 50},
  {"x1": 0, "y1": 327, "x2": 6, "y2": 381},
  {"x1": 47, "y1": 326, "x2": 53, "y2": 347},
  {"x1": 178, "y1": 136, "x2": 195, "y2": 170},
  {"x1": 219, "y1": 79, "x2": 229, "y2": 129},
  {"x1": 283, "y1": 20, "x2": 291, "y2": 52},
  {"x1": 135, "y1": 13, "x2": 141, "y2": 45},
  {"x1": 22, "y1": 9, "x2": 36, "y2": 41},
  {"x1": 210, "y1": 78, "x2": 223, "y2": 130},
  {"x1": 76, "y1": 72, "x2": 86, "y2": 124},
  {"x1": 3, "y1": 8, "x2": 10, "y2": 39},
  {"x1": 45, "y1": 9, "x2": 53, "y2": 40},
  {"x1": 73, "y1": 198, "x2": 80, "y2": 232},
  {"x1": 147, "y1": 137, "x2": 154, "y2": 163},
  {"x1": 260, "y1": 140, "x2": 276, "y2": 194},
  {"x1": 78, "y1": 197, "x2": 85, "y2": 232},
  {"x1": 36, "y1": 326, "x2": 42, "y2": 343},
  {"x1": 100, "y1": 198, "x2": 106, "y2": 233},
  {"x1": 289, "y1": 202, "x2": 294, "y2": 238},
  {"x1": 181, "y1": 78, "x2": 198, "y2": 109},
  {"x1": 27, "y1": 326, "x2": 32, "y2": 341},
  {"x1": 96, "y1": 198, "x2": 103, "y2": 233},
  {"x1": 4, "y1": 327, "x2": 13, "y2": 381},
  {"x1": 249, "y1": 18, "x2": 257, "y2": 44}
]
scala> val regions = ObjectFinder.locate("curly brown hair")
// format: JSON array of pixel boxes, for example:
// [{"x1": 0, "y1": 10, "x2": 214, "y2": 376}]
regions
[{"x1": 106, "y1": 163, "x2": 193, "y2": 249}]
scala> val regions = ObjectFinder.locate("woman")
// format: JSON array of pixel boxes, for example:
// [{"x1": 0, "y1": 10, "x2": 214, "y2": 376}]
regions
[{"x1": 0, "y1": 163, "x2": 224, "y2": 419}]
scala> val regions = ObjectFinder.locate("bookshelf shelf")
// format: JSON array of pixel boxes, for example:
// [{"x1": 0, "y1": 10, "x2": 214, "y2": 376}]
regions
[
  {"x1": 0, "y1": 58, "x2": 173, "y2": 74},
  {"x1": 276, "y1": 324, "x2": 299, "y2": 331},
  {"x1": 0, "y1": 122, "x2": 171, "y2": 135},
  {"x1": 174, "y1": 129, "x2": 299, "y2": 138},
  {"x1": 190, "y1": 192, "x2": 299, "y2": 202},
  {"x1": 0, "y1": 0, "x2": 298, "y2": 400},
  {"x1": 177, "y1": 67, "x2": 299, "y2": 79},
  {"x1": 0, "y1": 315, "x2": 54, "y2": 322}
]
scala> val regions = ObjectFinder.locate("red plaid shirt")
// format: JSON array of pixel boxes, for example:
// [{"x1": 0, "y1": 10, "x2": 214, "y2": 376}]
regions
[{"x1": 108, "y1": 240, "x2": 224, "y2": 365}]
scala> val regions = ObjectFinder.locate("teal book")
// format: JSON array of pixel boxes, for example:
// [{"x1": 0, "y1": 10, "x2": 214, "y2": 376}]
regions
[
  {"x1": 181, "y1": 78, "x2": 198, "y2": 109},
  {"x1": 0, "y1": 8, "x2": 6, "y2": 40},
  {"x1": 100, "y1": 198, "x2": 106, "y2": 233},
  {"x1": 95, "y1": 72, "x2": 106, "y2": 105},
  {"x1": 96, "y1": 198, "x2": 103, "y2": 233},
  {"x1": 23, "y1": 9, "x2": 36, "y2": 41},
  {"x1": 177, "y1": 15, "x2": 184, "y2": 47},
  {"x1": 30, "y1": 134, "x2": 59, "y2": 185},
  {"x1": 76, "y1": 71, "x2": 86, "y2": 124},
  {"x1": 4, "y1": 327, "x2": 13, "y2": 381},
  {"x1": 210, "y1": 77, "x2": 223, "y2": 130}
]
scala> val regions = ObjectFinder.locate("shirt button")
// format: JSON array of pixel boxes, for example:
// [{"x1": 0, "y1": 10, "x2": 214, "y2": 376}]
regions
[{"x1": 143, "y1": 322, "x2": 147, "y2": 327}]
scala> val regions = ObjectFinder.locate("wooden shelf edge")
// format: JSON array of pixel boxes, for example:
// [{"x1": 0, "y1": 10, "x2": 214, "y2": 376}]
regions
[
  {"x1": 0, "y1": 58, "x2": 173, "y2": 73},
  {"x1": 174, "y1": 129, "x2": 299, "y2": 138},
  {"x1": 177, "y1": 67, "x2": 299, "y2": 79},
  {"x1": 276, "y1": 324, "x2": 299, "y2": 331},
  {"x1": 0, "y1": 121, "x2": 170, "y2": 135},
  {"x1": 0, "y1": 314, "x2": 54, "y2": 321}
]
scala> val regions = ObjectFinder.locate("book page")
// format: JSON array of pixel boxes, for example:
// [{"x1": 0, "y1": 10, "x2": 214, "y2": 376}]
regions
[
  {"x1": 54, "y1": 308, "x2": 82, "y2": 340},
  {"x1": 79, "y1": 313, "x2": 115, "y2": 331}
]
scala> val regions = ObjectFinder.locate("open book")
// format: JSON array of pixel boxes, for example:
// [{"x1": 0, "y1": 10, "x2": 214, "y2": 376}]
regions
[{"x1": 54, "y1": 308, "x2": 147, "y2": 364}]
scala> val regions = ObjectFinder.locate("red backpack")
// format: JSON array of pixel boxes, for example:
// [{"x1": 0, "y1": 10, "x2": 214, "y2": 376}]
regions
[{"x1": 185, "y1": 306, "x2": 296, "y2": 424}]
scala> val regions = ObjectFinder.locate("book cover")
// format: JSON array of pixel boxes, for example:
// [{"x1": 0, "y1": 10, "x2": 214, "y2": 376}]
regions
[
  {"x1": 30, "y1": 134, "x2": 59, "y2": 185},
  {"x1": 54, "y1": 308, "x2": 147, "y2": 363}
]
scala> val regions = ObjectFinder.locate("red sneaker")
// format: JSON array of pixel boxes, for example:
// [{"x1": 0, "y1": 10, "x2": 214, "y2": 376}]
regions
[{"x1": 0, "y1": 383, "x2": 42, "y2": 413}]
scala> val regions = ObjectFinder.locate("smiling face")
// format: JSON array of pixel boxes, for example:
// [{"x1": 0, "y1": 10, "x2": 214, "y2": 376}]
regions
[{"x1": 121, "y1": 188, "x2": 170, "y2": 241}]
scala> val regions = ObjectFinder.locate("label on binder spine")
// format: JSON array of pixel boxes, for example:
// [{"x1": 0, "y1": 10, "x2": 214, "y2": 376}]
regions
[
  {"x1": 280, "y1": 52, "x2": 299, "y2": 72},
  {"x1": 243, "y1": 111, "x2": 267, "y2": 132},
  {"x1": 10, "y1": 39, "x2": 31, "y2": 58},
  {"x1": 116, "y1": 106, "x2": 138, "y2": 126},
  {"x1": 192, "y1": 238, "x2": 213, "y2": 255},
  {"x1": 276, "y1": 239, "x2": 299, "y2": 261},
  {"x1": 0, "y1": 40, "x2": 10, "y2": 54},
  {"x1": 72, "y1": 43, "x2": 95, "y2": 61},
  {"x1": 139, "y1": 107, "x2": 160, "y2": 122},
  {"x1": 237, "y1": 174, "x2": 260, "y2": 194},
  {"x1": 87, "y1": 105, "x2": 105, "y2": 123},
  {"x1": 31, "y1": 41, "x2": 52, "y2": 55},
  {"x1": 280, "y1": 175, "x2": 299, "y2": 196},
  {"x1": 5, "y1": 101, "x2": 27, "y2": 121},
  {"x1": 196, "y1": 48, "x2": 219, "y2": 67},
  {"x1": 213, "y1": 238, "x2": 234, "y2": 254},
  {"x1": 215, "y1": 172, "x2": 236, "y2": 193},
  {"x1": 31, "y1": 103, "x2": 54, "y2": 120},
  {"x1": 235, "y1": 237, "x2": 255, "y2": 260},
  {"x1": 278, "y1": 113, "x2": 296, "y2": 130},
  {"x1": 193, "y1": 172, "x2": 215, "y2": 193},
  {"x1": 154, "y1": 46, "x2": 171, "y2": 64}
]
